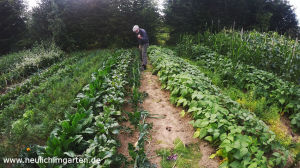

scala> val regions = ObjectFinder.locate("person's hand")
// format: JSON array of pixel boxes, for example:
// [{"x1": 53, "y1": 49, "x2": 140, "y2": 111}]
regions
[
  {"x1": 138, "y1": 35, "x2": 142, "y2": 39},
  {"x1": 139, "y1": 45, "x2": 142, "y2": 49}
]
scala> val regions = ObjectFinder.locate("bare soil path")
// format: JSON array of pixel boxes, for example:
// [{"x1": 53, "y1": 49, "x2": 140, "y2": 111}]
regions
[{"x1": 140, "y1": 69, "x2": 219, "y2": 168}]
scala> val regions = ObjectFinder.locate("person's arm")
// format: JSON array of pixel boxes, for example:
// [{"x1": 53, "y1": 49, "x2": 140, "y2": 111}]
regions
[{"x1": 138, "y1": 34, "x2": 143, "y2": 39}]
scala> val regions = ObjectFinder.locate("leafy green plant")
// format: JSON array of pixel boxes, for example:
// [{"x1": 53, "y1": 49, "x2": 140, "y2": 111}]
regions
[
  {"x1": 291, "y1": 113, "x2": 300, "y2": 130},
  {"x1": 128, "y1": 111, "x2": 154, "y2": 168},
  {"x1": 149, "y1": 46, "x2": 291, "y2": 168},
  {"x1": 176, "y1": 42, "x2": 300, "y2": 132},
  {"x1": 128, "y1": 110, "x2": 142, "y2": 128},
  {"x1": 156, "y1": 138, "x2": 202, "y2": 168}
]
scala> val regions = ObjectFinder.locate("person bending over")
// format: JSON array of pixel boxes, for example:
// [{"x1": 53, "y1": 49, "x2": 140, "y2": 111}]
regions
[{"x1": 133, "y1": 25, "x2": 149, "y2": 71}]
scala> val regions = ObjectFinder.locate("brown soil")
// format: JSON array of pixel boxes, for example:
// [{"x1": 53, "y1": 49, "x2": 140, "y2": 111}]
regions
[
  {"x1": 280, "y1": 115, "x2": 300, "y2": 143},
  {"x1": 140, "y1": 69, "x2": 219, "y2": 168}
]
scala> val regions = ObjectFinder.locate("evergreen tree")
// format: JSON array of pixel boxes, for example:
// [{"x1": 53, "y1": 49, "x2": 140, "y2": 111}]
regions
[
  {"x1": 164, "y1": 0, "x2": 299, "y2": 41},
  {"x1": 0, "y1": 0, "x2": 26, "y2": 54},
  {"x1": 29, "y1": 0, "x2": 160, "y2": 51}
]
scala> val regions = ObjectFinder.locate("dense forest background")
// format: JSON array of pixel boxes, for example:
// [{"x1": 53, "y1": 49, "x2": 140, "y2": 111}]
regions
[{"x1": 0, "y1": 0, "x2": 299, "y2": 54}]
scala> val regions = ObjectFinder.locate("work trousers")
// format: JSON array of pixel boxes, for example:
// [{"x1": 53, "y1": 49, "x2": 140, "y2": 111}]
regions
[{"x1": 139, "y1": 43, "x2": 149, "y2": 67}]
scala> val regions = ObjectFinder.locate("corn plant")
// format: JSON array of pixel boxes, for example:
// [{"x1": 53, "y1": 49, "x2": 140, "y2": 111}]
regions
[{"x1": 192, "y1": 30, "x2": 300, "y2": 83}]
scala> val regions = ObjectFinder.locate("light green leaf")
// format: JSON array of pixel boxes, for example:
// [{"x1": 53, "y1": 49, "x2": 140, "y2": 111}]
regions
[
  {"x1": 213, "y1": 132, "x2": 220, "y2": 139},
  {"x1": 205, "y1": 136, "x2": 213, "y2": 142},
  {"x1": 180, "y1": 110, "x2": 186, "y2": 117},
  {"x1": 64, "y1": 151, "x2": 76, "y2": 157},
  {"x1": 248, "y1": 163, "x2": 258, "y2": 168},
  {"x1": 279, "y1": 98, "x2": 285, "y2": 104},
  {"x1": 220, "y1": 133, "x2": 227, "y2": 141},
  {"x1": 209, "y1": 154, "x2": 217, "y2": 159},
  {"x1": 240, "y1": 148, "x2": 248, "y2": 157},
  {"x1": 193, "y1": 130, "x2": 200, "y2": 138},
  {"x1": 199, "y1": 128, "x2": 208, "y2": 139}
]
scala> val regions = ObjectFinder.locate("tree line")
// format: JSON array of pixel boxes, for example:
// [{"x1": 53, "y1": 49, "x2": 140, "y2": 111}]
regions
[
  {"x1": 0, "y1": 0, "x2": 299, "y2": 55},
  {"x1": 164, "y1": 0, "x2": 299, "y2": 43},
  {"x1": 1, "y1": 0, "x2": 160, "y2": 53}
]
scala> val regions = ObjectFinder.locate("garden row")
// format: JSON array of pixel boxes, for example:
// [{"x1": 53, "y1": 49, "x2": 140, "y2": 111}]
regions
[
  {"x1": 0, "y1": 43, "x2": 63, "y2": 91},
  {"x1": 191, "y1": 30, "x2": 300, "y2": 82},
  {"x1": 149, "y1": 46, "x2": 293, "y2": 168},
  {"x1": 126, "y1": 52, "x2": 154, "y2": 168},
  {"x1": 0, "y1": 50, "x2": 110, "y2": 158},
  {"x1": 176, "y1": 42, "x2": 300, "y2": 133},
  {"x1": 14, "y1": 49, "x2": 134, "y2": 167},
  {"x1": 0, "y1": 52, "x2": 83, "y2": 111}
]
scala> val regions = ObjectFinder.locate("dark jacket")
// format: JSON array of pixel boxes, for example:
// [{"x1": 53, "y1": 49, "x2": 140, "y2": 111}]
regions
[{"x1": 137, "y1": 28, "x2": 149, "y2": 45}]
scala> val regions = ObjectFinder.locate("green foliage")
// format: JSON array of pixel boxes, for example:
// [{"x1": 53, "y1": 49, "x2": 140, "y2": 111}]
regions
[
  {"x1": 164, "y1": 0, "x2": 299, "y2": 43},
  {"x1": 125, "y1": 51, "x2": 154, "y2": 168},
  {"x1": 0, "y1": 0, "x2": 26, "y2": 54},
  {"x1": 0, "y1": 42, "x2": 63, "y2": 91},
  {"x1": 0, "y1": 50, "x2": 113, "y2": 159},
  {"x1": 235, "y1": 92, "x2": 280, "y2": 121},
  {"x1": 156, "y1": 138, "x2": 202, "y2": 168},
  {"x1": 13, "y1": 145, "x2": 44, "y2": 168},
  {"x1": 128, "y1": 110, "x2": 142, "y2": 128},
  {"x1": 198, "y1": 30, "x2": 300, "y2": 82},
  {"x1": 156, "y1": 26, "x2": 170, "y2": 46},
  {"x1": 149, "y1": 46, "x2": 291, "y2": 168},
  {"x1": 131, "y1": 86, "x2": 143, "y2": 110},
  {"x1": 29, "y1": 0, "x2": 160, "y2": 51},
  {"x1": 0, "y1": 52, "x2": 24, "y2": 75},
  {"x1": 291, "y1": 113, "x2": 300, "y2": 129},
  {"x1": 0, "y1": 51, "x2": 81, "y2": 111},
  {"x1": 176, "y1": 39, "x2": 300, "y2": 131},
  {"x1": 128, "y1": 111, "x2": 153, "y2": 168},
  {"x1": 33, "y1": 49, "x2": 133, "y2": 167}
]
